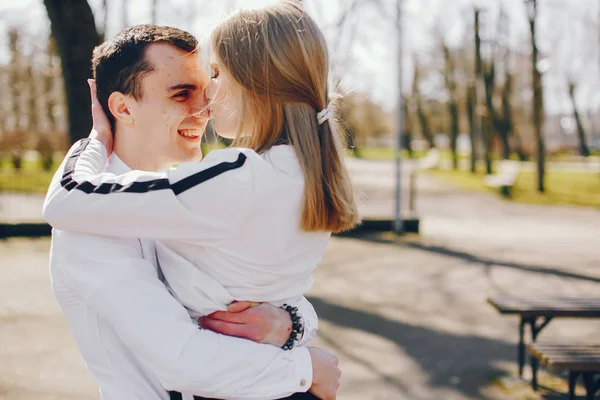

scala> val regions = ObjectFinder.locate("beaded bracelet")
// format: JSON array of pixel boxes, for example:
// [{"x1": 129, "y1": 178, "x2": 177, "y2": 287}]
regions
[{"x1": 281, "y1": 303, "x2": 304, "y2": 350}]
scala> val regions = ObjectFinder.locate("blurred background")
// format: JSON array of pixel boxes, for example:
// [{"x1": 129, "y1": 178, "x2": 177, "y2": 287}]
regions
[
  {"x1": 0, "y1": 0, "x2": 598, "y2": 207},
  {"x1": 1, "y1": 1, "x2": 599, "y2": 400}
]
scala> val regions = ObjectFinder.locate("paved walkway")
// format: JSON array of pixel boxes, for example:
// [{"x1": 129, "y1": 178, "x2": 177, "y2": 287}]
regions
[{"x1": 1, "y1": 158, "x2": 599, "y2": 399}]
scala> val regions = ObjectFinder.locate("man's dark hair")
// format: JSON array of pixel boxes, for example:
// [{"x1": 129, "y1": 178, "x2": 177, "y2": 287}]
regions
[{"x1": 92, "y1": 25, "x2": 198, "y2": 130}]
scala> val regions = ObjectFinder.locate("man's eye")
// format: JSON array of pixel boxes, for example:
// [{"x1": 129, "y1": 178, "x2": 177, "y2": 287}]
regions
[
  {"x1": 173, "y1": 91, "x2": 189, "y2": 100},
  {"x1": 211, "y1": 70, "x2": 219, "y2": 79}
]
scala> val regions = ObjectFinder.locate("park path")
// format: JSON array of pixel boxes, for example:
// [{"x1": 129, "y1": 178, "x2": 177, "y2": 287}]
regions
[{"x1": 1, "y1": 157, "x2": 599, "y2": 399}]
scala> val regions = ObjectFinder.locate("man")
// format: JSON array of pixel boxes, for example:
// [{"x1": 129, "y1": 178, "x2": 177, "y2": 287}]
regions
[{"x1": 48, "y1": 25, "x2": 339, "y2": 400}]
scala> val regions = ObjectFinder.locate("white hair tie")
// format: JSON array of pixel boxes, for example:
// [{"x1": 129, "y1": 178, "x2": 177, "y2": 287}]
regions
[{"x1": 317, "y1": 108, "x2": 332, "y2": 125}]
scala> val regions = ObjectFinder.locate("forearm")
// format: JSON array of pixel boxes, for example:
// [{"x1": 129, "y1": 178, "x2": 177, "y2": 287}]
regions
[{"x1": 43, "y1": 138, "x2": 250, "y2": 242}]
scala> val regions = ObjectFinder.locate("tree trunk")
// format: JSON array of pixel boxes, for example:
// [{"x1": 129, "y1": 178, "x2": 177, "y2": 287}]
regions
[
  {"x1": 416, "y1": 101, "x2": 435, "y2": 149},
  {"x1": 8, "y1": 28, "x2": 25, "y2": 170},
  {"x1": 528, "y1": 0, "x2": 545, "y2": 192},
  {"x1": 568, "y1": 81, "x2": 590, "y2": 157},
  {"x1": 475, "y1": 9, "x2": 492, "y2": 174},
  {"x1": 482, "y1": 118, "x2": 493, "y2": 174},
  {"x1": 442, "y1": 41, "x2": 460, "y2": 170},
  {"x1": 402, "y1": 98, "x2": 413, "y2": 157},
  {"x1": 151, "y1": 0, "x2": 158, "y2": 24},
  {"x1": 467, "y1": 83, "x2": 477, "y2": 173},
  {"x1": 500, "y1": 73, "x2": 514, "y2": 159},
  {"x1": 43, "y1": 0, "x2": 101, "y2": 145},
  {"x1": 449, "y1": 101, "x2": 459, "y2": 169},
  {"x1": 412, "y1": 61, "x2": 435, "y2": 149},
  {"x1": 101, "y1": 0, "x2": 108, "y2": 39}
]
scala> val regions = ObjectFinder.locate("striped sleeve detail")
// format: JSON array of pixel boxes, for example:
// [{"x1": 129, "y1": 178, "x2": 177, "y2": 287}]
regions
[{"x1": 60, "y1": 138, "x2": 247, "y2": 196}]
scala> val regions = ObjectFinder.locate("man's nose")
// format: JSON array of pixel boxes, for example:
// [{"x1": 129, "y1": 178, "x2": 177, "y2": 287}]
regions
[{"x1": 191, "y1": 94, "x2": 209, "y2": 119}]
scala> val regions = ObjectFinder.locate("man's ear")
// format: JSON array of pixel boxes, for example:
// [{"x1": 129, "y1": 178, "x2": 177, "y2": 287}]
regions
[{"x1": 107, "y1": 92, "x2": 134, "y2": 125}]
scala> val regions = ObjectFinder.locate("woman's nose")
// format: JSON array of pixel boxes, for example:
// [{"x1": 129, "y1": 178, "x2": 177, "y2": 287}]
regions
[{"x1": 205, "y1": 80, "x2": 216, "y2": 101}]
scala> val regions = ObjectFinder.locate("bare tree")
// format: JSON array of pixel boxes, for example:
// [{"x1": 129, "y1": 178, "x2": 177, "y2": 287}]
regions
[
  {"x1": 567, "y1": 80, "x2": 590, "y2": 157},
  {"x1": 43, "y1": 0, "x2": 101, "y2": 144},
  {"x1": 466, "y1": 81, "x2": 477, "y2": 172},
  {"x1": 7, "y1": 28, "x2": 28, "y2": 170},
  {"x1": 441, "y1": 38, "x2": 460, "y2": 169},
  {"x1": 481, "y1": 9, "x2": 516, "y2": 162},
  {"x1": 558, "y1": 7, "x2": 594, "y2": 158},
  {"x1": 101, "y1": 0, "x2": 109, "y2": 39},
  {"x1": 151, "y1": 0, "x2": 158, "y2": 24},
  {"x1": 412, "y1": 58, "x2": 435, "y2": 149},
  {"x1": 474, "y1": 8, "x2": 493, "y2": 174},
  {"x1": 8, "y1": 28, "x2": 21, "y2": 132},
  {"x1": 122, "y1": 0, "x2": 129, "y2": 29},
  {"x1": 525, "y1": 0, "x2": 546, "y2": 193},
  {"x1": 470, "y1": 8, "x2": 484, "y2": 173},
  {"x1": 327, "y1": 0, "x2": 366, "y2": 151},
  {"x1": 402, "y1": 95, "x2": 413, "y2": 157},
  {"x1": 25, "y1": 58, "x2": 39, "y2": 135},
  {"x1": 37, "y1": 35, "x2": 61, "y2": 171}
]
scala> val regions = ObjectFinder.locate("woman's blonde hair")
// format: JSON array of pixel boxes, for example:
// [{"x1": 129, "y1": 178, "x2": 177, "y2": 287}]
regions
[{"x1": 211, "y1": 0, "x2": 360, "y2": 233}]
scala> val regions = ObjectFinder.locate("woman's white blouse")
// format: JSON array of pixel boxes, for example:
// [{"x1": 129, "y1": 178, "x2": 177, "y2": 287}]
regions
[{"x1": 44, "y1": 138, "x2": 331, "y2": 318}]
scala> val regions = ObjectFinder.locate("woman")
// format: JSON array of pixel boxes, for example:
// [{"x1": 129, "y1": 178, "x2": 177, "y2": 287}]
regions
[{"x1": 44, "y1": 1, "x2": 360, "y2": 399}]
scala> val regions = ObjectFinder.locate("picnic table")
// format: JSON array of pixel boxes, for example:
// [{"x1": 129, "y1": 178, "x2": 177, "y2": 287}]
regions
[{"x1": 487, "y1": 296, "x2": 600, "y2": 388}]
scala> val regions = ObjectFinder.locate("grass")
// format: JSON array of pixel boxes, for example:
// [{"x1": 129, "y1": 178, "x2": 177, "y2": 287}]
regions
[
  {"x1": 0, "y1": 159, "x2": 58, "y2": 194},
  {"x1": 0, "y1": 142, "x2": 228, "y2": 195},
  {"x1": 2, "y1": 145, "x2": 599, "y2": 209},
  {"x1": 428, "y1": 167, "x2": 600, "y2": 209},
  {"x1": 349, "y1": 147, "x2": 600, "y2": 163},
  {"x1": 348, "y1": 147, "x2": 439, "y2": 160}
]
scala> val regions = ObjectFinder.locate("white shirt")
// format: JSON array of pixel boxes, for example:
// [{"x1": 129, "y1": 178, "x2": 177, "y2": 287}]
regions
[
  {"x1": 48, "y1": 151, "x2": 317, "y2": 400},
  {"x1": 44, "y1": 139, "x2": 331, "y2": 319}
]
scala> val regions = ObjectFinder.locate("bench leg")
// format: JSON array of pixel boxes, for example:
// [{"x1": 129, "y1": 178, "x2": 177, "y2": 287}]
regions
[
  {"x1": 527, "y1": 317, "x2": 553, "y2": 390},
  {"x1": 569, "y1": 371, "x2": 580, "y2": 400},
  {"x1": 501, "y1": 185, "x2": 511, "y2": 197},
  {"x1": 582, "y1": 372, "x2": 600, "y2": 400},
  {"x1": 531, "y1": 355, "x2": 539, "y2": 391},
  {"x1": 518, "y1": 317, "x2": 526, "y2": 378}
]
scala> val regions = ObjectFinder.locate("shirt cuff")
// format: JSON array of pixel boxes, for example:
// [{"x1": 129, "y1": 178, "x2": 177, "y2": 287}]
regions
[{"x1": 288, "y1": 347, "x2": 313, "y2": 393}]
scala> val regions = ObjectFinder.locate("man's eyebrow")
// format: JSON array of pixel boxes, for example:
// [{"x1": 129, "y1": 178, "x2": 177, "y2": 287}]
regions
[{"x1": 168, "y1": 83, "x2": 197, "y2": 91}]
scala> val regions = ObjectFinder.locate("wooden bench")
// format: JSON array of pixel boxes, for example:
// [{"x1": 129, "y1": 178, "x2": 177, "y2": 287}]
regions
[
  {"x1": 484, "y1": 160, "x2": 521, "y2": 197},
  {"x1": 529, "y1": 342, "x2": 600, "y2": 399},
  {"x1": 487, "y1": 296, "x2": 600, "y2": 389}
]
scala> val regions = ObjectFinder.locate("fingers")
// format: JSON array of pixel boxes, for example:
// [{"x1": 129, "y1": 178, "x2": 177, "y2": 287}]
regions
[
  {"x1": 206, "y1": 310, "x2": 250, "y2": 324},
  {"x1": 227, "y1": 301, "x2": 258, "y2": 313},
  {"x1": 200, "y1": 318, "x2": 261, "y2": 341},
  {"x1": 87, "y1": 79, "x2": 98, "y2": 104}
]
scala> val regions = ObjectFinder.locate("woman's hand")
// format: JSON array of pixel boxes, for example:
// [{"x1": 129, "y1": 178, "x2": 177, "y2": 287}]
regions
[
  {"x1": 199, "y1": 301, "x2": 293, "y2": 347},
  {"x1": 87, "y1": 79, "x2": 113, "y2": 154}
]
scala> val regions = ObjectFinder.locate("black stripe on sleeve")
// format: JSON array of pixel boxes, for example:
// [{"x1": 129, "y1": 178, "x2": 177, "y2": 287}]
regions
[{"x1": 60, "y1": 138, "x2": 247, "y2": 196}]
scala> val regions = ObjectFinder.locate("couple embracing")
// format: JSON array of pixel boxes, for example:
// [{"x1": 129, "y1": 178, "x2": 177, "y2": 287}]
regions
[{"x1": 44, "y1": 1, "x2": 360, "y2": 399}]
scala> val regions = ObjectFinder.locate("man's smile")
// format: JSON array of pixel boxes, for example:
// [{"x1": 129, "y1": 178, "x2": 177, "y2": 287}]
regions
[{"x1": 178, "y1": 129, "x2": 202, "y2": 139}]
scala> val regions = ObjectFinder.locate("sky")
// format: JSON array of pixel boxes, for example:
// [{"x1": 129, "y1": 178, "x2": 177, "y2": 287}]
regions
[{"x1": 0, "y1": 0, "x2": 599, "y2": 114}]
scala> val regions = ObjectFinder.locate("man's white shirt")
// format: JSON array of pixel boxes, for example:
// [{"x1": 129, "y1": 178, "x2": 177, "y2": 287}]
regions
[{"x1": 49, "y1": 153, "x2": 317, "y2": 400}]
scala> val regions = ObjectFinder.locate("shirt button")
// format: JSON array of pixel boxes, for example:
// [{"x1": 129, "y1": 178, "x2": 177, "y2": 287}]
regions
[{"x1": 300, "y1": 379, "x2": 307, "y2": 387}]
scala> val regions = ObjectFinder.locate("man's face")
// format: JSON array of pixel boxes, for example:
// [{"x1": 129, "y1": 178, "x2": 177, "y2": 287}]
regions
[{"x1": 128, "y1": 43, "x2": 209, "y2": 167}]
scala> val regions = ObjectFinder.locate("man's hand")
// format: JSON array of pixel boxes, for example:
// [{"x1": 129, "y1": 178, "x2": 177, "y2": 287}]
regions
[
  {"x1": 199, "y1": 301, "x2": 293, "y2": 347},
  {"x1": 87, "y1": 79, "x2": 113, "y2": 154},
  {"x1": 308, "y1": 347, "x2": 341, "y2": 400}
]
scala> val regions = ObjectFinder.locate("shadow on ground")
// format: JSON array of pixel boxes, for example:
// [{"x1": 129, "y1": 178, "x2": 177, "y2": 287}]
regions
[
  {"x1": 307, "y1": 296, "x2": 515, "y2": 399},
  {"x1": 336, "y1": 231, "x2": 600, "y2": 285}
]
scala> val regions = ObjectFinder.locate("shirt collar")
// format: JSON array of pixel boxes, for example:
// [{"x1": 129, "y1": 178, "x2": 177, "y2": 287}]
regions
[{"x1": 106, "y1": 153, "x2": 132, "y2": 174}]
